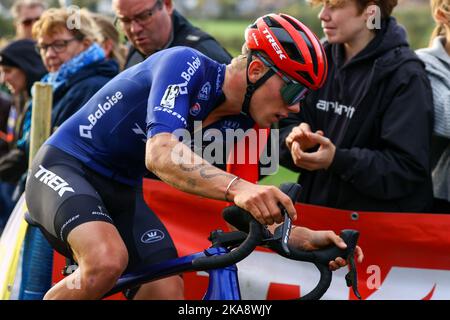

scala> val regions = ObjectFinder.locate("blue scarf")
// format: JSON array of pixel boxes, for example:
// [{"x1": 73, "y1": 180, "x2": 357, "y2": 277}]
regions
[
  {"x1": 41, "y1": 43, "x2": 105, "y2": 91},
  {"x1": 17, "y1": 43, "x2": 105, "y2": 150}
]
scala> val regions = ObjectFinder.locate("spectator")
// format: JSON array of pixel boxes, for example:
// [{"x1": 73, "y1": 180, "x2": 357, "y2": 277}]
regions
[
  {"x1": 31, "y1": 8, "x2": 119, "y2": 135},
  {"x1": 0, "y1": 90, "x2": 11, "y2": 157},
  {"x1": 3, "y1": 7, "x2": 119, "y2": 200},
  {"x1": 0, "y1": 92, "x2": 13, "y2": 232},
  {"x1": 91, "y1": 13, "x2": 127, "y2": 70},
  {"x1": 278, "y1": 0, "x2": 434, "y2": 212},
  {"x1": 416, "y1": 0, "x2": 450, "y2": 212},
  {"x1": 112, "y1": 0, "x2": 232, "y2": 68},
  {"x1": 0, "y1": 39, "x2": 47, "y2": 230},
  {"x1": 10, "y1": 0, "x2": 47, "y2": 40}
]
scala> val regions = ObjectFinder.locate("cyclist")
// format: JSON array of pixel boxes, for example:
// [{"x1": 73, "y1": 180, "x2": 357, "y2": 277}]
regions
[{"x1": 25, "y1": 13, "x2": 363, "y2": 300}]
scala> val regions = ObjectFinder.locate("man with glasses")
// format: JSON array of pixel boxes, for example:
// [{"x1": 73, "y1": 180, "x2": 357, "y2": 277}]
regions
[
  {"x1": 25, "y1": 14, "x2": 363, "y2": 300},
  {"x1": 112, "y1": 0, "x2": 232, "y2": 68},
  {"x1": 10, "y1": 0, "x2": 46, "y2": 40}
]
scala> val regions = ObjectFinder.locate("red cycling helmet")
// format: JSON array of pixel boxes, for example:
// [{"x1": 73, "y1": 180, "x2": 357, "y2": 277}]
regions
[{"x1": 245, "y1": 13, "x2": 327, "y2": 90}]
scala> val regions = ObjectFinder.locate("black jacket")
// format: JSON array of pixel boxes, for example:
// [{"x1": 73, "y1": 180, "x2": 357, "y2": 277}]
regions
[
  {"x1": 125, "y1": 10, "x2": 232, "y2": 68},
  {"x1": 279, "y1": 18, "x2": 434, "y2": 212}
]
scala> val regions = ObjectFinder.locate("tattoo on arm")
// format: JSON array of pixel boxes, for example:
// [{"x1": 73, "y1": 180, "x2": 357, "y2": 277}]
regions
[
  {"x1": 186, "y1": 178, "x2": 197, "y2": 189},
  {"x1": 179, "y1": 163, "x2": 207, "y2": 172},
  {"x1": 178, "y1": 163, "x2": 234, "y2": 179},
  {"x1": 199, "y1": 166, "x2": 234, "y2": 179}
]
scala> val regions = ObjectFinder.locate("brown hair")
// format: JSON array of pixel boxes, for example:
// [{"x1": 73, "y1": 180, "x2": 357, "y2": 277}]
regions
[
  {"x1": 32, "y1": 8, "x2": 103, "y2": 45},
  {"x1": 308, "y1": 0, "x2": 398, "y2": 18},
  {"x1": 429, "y1": 0, "x2": 450, "y2": 43},
  {"x1": 91, "y1": 13, "x2": 127, "y2": 70}
]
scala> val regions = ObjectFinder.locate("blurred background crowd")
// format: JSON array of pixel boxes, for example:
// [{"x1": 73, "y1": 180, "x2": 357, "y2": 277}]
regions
[{"x1": 0, "y1": 0, "x2": 437, "y2": 55}]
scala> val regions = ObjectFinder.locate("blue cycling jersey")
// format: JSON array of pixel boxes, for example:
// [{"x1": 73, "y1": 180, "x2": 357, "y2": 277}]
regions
[{"x1": 47, "y1": 47, "x2": 253, "y2": 185}]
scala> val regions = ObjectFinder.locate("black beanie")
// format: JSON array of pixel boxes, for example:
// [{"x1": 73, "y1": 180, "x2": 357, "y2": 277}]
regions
[{"x1": 0, "y1": 39, "x2": 47, "y2": 94}]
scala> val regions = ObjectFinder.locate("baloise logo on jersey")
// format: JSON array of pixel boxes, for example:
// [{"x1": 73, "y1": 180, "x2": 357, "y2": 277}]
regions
[
  {"x1": 154, "y1": 56, "x2": 201, "y2": 127},
  {"x1": 79, "y1": 91, "x2": 124, "y2": 139}
]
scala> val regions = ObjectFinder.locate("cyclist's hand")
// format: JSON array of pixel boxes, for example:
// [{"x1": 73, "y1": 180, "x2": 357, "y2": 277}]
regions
[
  {"x1": 286, "y1": 123, "x2": 323, "y2": 152},
  {"x1": 288, "y1": 227, "x2": 364, "y2": 271},
  {"x1": 230, "y1": 180, "x2": 297, "y2": 225}
]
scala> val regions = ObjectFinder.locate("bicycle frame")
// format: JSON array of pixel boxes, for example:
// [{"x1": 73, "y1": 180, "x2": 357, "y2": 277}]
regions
[{"x1": 105, "y1": 247, "x2": 241, "y2": 300}]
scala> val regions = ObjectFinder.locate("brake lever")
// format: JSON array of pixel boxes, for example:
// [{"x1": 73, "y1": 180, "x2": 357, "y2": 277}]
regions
[
  {"x1": 345, "y1": 252, "x2": 362, "y2": 299},
  {"x1": 273, "y1": 207, "x2": 292, "y2": 255},
  {"x1": 275, "y1": 183, "x2": 302, "y2": 256},
  {"x1": 340, "y1": 230, "x2": 361, "y2": 300}
]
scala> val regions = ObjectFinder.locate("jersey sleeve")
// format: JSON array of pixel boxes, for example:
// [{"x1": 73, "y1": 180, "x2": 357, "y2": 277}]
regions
[{"x1": 146, "y1": 48, "x2": 204, "y2": 138}]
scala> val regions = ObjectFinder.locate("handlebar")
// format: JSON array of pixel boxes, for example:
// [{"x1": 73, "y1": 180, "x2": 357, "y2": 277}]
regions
[
  {"x1": 191, "y1": 207, "x2": 264, "y2": 271},
  {"x1": 105, "y1": 183, "x2": 360, "y2": 300},
  {"x1": 219, "y1": 182, "x2": 362, "y2": 300},
  {"x1": 268, "y1": 228, "x2": 361, "y2": 300},
  {"x1": 191, "y1": 182, "x2": 303, "y2": 272}
]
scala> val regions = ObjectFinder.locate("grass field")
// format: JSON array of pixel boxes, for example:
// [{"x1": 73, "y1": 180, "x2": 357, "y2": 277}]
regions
[
  {"x1": 191, "y1": 19, "x2": 251, "y2": 56},
  {"x1": 259, "y1": 166, "x2": 300, "y2": 187}
]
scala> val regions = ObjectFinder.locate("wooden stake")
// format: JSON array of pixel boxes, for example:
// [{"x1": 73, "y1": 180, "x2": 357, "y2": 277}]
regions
[{"x1": 29, "y1": 83, "x2": 52, "y2": 166}]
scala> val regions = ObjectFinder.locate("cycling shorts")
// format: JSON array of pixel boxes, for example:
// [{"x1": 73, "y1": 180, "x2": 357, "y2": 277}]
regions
[{"x1": 25, "y1": 144, "x2": 178, "y2": 272}]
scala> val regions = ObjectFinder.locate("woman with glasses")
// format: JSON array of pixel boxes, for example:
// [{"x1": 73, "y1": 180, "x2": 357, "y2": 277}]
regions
[
  {"x1": 416, "y1": 0, "x2": 450, "y2": 212},
  {"x1": 279, "y1": 0, "x2": 434, "y2": 213},
  {"x1": 31, "y1": 7, "x2": 119, "y2": 138},
  {"x1": 25, "y1": 13, "x2": 363, "y2": 300},
  {"x1": 6, "y1": 8, "x2": 119, "y2": 204}
]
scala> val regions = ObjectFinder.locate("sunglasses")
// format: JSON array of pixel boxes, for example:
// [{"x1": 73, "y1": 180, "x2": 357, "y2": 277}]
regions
[
  {"x1": 254, "y1": 53, "x2": 309, "y2": 106},
  {"x1": 20, "y1": 17, "x2": 40, "y2": 26}
]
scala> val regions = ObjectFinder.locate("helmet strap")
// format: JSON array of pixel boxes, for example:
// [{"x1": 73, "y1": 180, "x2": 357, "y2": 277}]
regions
[{"x1": 240, "y1": 52, "x2": 275, "y2": 117}]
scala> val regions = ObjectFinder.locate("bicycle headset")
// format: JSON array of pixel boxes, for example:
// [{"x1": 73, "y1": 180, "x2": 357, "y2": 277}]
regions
[{"x1": 240, "y1": 13, "x2": 328, "y2": 117}]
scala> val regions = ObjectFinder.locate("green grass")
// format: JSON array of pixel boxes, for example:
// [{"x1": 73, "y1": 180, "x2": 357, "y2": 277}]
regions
[
  {"x1": 259, "y1": 166, "x2": 299, "y2": 187},
  {"x1": 191, "y1": 19, "x2": 251, "y2": 57}
]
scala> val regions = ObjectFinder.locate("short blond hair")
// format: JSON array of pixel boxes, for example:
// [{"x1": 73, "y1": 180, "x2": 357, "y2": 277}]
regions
[
  {"x1": 11, "y1": 0, "x2": 47, "y2": 19},
  {"x1": 32, "y1": 8, "x2": 103, "y2": 45}
]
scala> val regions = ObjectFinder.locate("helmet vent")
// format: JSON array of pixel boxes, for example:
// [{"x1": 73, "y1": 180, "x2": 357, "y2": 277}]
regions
[
  {"x1": 283, "y1": 42, "x2": 305, "y2": 64},
  {"x1": 297, "y1": 71, "x2": 313, "y2": 85},
  {"x1": 264, "y1": 16, "x2": 282, "y2": 28},
  {"x1": 301, "y1": 30, "x2": 319, "y2": 75}
]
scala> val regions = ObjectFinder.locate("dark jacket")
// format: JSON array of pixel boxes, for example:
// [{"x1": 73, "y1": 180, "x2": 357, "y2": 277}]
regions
[
  {"x1": 0, "y1": 40, "x2": 47, "y2": 183},
  {"x1": 279, "y1": 18, "x2": 434, "y2": 212},
  {"x1": 125, "y1": 10, "x2": 232, "y2": 68},
  {"x1": 0, "y1": 92, "x2": 11, "y2": 156},
  {"x1": 0, "y1": 59, "x2": 119, "y2": 184},
  {"x1": 50, "y1": 59, "x2": 119, "y2": 129}
]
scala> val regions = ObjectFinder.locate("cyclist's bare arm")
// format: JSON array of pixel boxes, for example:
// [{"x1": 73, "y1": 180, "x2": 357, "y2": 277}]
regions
[{"x1": 146, "y1": 133, "x2": 297, "y2": 225}]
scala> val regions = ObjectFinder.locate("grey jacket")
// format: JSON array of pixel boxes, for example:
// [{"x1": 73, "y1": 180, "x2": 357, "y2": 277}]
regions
[{"x1": 416, "y1": 37, "x2": 450, "y2": 201}]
